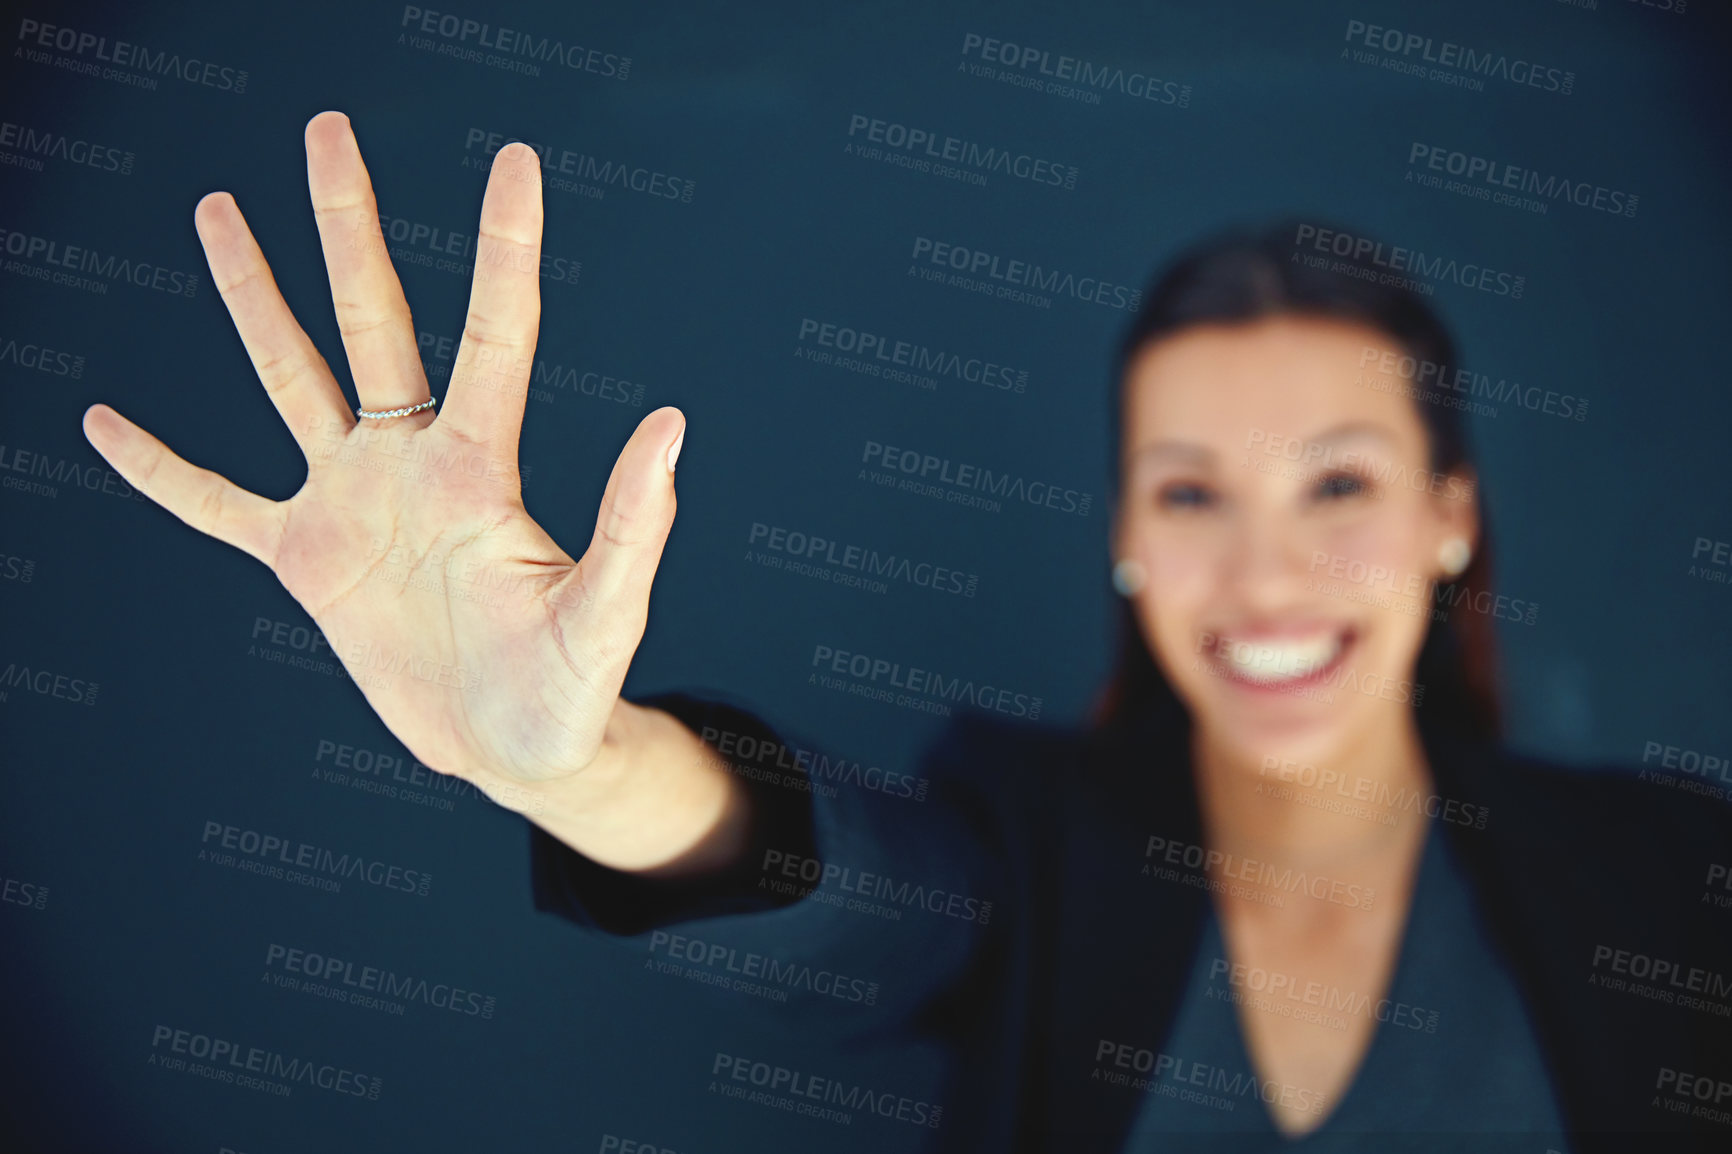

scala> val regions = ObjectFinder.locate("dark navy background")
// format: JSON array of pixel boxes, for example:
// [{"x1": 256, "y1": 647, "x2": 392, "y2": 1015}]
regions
[{"x1": 2, "y1": 1, "x2": 1729, "y2": 1150}]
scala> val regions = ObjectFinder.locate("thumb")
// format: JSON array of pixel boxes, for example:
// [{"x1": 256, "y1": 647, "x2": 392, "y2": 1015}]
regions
[{"x1": 562, "y1": 405, "x2": 684, "y2": 636}]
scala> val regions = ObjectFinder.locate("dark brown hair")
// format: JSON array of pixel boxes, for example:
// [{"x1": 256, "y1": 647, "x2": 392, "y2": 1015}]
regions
[{"x1": 1091, "y1": 219, "x2": 1501, "y2": 746}]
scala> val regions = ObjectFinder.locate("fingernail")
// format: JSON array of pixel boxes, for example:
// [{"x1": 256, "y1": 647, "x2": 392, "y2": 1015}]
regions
[{"x1": 667, "y1": 428, "x2": 685, "y2": 473}]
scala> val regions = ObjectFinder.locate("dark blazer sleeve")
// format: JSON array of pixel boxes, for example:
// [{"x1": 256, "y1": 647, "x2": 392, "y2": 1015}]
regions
[
  {"x1": 522, "y1": 692, "x2": 1046, "y2": 1049},
  {"x1": 526, "y1": 691, "x2": 821, "y2": 936}
]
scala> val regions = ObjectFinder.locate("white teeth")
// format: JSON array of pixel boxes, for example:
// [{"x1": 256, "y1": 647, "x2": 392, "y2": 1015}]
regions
[{"x1": 1217, "y1": 633, "x2": 1342, "y2": 683}]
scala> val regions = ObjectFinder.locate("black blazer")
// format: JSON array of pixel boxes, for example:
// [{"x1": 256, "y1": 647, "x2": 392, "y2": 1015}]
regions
[{"x1": 528, "y1": 693, "x2": 1732, "y2": 1153}]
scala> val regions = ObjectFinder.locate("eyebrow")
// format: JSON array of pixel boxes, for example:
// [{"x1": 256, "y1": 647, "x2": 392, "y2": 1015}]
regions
[
  {"x1": 1304, "y1": 420, "x2": 1401, "y2": 448},
  {"x1": 1127, "y1": 420, "x2": 1402, "y2": 467},
  {"x1": 1126, "y1": 440, "x2": 1216, "y2": 466}
]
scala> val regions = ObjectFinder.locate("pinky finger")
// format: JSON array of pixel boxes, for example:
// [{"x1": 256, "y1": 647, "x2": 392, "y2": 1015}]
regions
[{"x1": 83, "y1": 403, "x2": 287, "y2": 567}]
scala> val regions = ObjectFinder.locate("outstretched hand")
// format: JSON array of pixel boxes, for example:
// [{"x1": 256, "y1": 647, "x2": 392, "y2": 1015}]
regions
[{"x1": 83, "y1": 111, "x2": 686, "y2": 803}]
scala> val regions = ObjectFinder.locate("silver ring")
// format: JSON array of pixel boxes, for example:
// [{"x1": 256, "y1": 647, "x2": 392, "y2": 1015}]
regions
[{"x1": 356, "y1": 396, "x2": 437, "y2": 420}]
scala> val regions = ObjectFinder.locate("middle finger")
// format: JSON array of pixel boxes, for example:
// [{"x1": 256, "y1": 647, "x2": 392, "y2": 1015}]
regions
[{"x1": 305, "y1": 111, "x2": 432, "y2": 421}]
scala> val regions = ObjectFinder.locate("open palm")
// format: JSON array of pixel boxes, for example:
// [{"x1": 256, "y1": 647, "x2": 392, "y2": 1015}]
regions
[{"x1": 83, "y1": 111, "x2": 685, "y2": 802}]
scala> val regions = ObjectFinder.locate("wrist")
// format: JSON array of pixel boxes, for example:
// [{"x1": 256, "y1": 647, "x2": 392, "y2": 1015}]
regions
[
  {"x1": 495, "y1": 695, "x2": 754, "y2": 877},
  {"x1": 469, "y1": 697, "x2": 640, "y2": 817}
]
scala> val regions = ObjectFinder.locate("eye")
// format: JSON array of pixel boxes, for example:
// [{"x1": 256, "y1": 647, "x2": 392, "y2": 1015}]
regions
[
  {"x1": 1157, "y1": 481, "x2": 1217, "y2": 510},
  {"x1": 1314, "y1": 471, "x2": 1370, "y2": 501}
]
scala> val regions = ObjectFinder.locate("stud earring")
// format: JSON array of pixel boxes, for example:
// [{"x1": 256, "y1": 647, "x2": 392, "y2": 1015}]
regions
[
  {"x1": 1112, "y1": 558, "x2": 1147, "y2": 596},
  {"x1": 1438, "y1": 538, "x2": 1472, "y2": 579}
]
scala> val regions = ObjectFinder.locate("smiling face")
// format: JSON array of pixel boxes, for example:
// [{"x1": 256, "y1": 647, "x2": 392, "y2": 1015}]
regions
[{"x1": 1113, "y1": 313, "x2": 1478, "y2": 770}]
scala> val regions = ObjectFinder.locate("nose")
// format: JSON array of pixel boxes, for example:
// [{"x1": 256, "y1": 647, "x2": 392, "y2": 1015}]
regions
[{"x1": 1219, "y1": 503, "x2": 1310, "y2": 614}]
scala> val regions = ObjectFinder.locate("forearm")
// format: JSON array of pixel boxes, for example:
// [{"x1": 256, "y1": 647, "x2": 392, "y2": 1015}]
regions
[{"x1": 483, "y1": 696, "x2": 753, "y2": 878}]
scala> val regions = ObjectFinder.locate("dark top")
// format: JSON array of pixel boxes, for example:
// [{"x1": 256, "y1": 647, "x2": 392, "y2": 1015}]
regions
[
  {"x1": 1125, "y1": 823, "x2": 1572, "y2": 1152},
  {"x1": 527, "y1": 692, "x2": 1732, "y2": 1154}
]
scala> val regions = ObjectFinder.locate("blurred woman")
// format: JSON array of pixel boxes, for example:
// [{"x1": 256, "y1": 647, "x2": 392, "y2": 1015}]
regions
[{"x1": 85, "y1": 112, "x2": 1732, "y2": 1153}]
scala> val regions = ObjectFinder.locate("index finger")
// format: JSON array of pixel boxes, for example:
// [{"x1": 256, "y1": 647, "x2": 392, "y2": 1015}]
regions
[
  {"x1": 435, "y1": 142, "x2": 543, "y2": 458},
  {"x1": 194, "y1": 191, "x2": 356, "y2": 456},
  {"x1": 82, "y1": 404, "x2": 287, "y2": 567}
]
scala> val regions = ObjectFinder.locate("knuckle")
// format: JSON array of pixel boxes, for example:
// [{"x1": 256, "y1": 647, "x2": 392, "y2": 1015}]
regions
[
  {"x1": 255, "y1": 345, "x2": 319, "y2": 394},
  {"x1": 334, "y1": 307, "x2": 395, "y2": 341},
  {"x1": 460, "y1": 308, "x2": 527, "y2": 348},
  {"x1": 215, "y1": 260, "x2": 268, "y2": 298}
]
